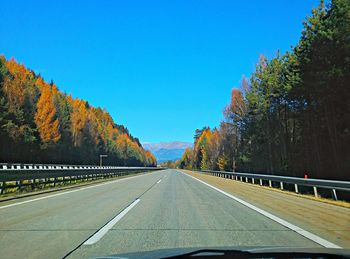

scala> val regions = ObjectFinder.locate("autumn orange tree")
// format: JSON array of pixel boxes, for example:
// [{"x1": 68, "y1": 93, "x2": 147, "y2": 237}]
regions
[
  {"x1": 179, "y1": 148, "x2": 193, "y2": 169},
  {"x1": 0, "y1": 55, "x2": 156, "y2": 166},
  {"x1": 35, "y1": 78, "x2": 61, "y2": 146}
]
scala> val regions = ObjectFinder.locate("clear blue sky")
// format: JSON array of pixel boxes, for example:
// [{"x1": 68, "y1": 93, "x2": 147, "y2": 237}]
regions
[{"x1": 0, "y1": 0, "x2": 319, "y2": 143}]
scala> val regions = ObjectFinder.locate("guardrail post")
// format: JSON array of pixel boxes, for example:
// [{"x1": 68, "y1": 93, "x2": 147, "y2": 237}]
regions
[
  {"x1": 313, "y1": 186, "x2": 318, "y2": 198},
  {"x1": 240, "y1": 176, "x2": 243, "y2": 181},
  {"x1": 269, "y1": 180, "x2": 272, "y2": 187},
  {"x1": 260, "y1": 179, "x2": 263, "y2": 186},
  {"x1": 280, "y1": 182, "x2": 284, "y2": 190},
  {"x1": 331, "y1": 189, "x2": 338, "y2": 201},
  {"x1": 245, "y1": 177, "x2": 248, "y2": 183},
  {"x1": 294, "y1": 184, "x2": 299, "y2": 193},
  {"x1": 252, "y1": 178, "x2": 255, "y2": 184}
]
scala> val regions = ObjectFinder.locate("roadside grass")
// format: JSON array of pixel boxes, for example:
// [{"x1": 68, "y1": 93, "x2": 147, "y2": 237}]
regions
[
  {"x1": 181, "y1": 169, "x2": 350, "y2": 209},
  {"x1": 251, "y1": 180, "x2": 350, "y2": 208}
]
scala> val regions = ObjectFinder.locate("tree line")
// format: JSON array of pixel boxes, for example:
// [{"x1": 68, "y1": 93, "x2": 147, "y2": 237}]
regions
[
  {"x1": 0, "y1": 56, "x2": 156, "y2": 166},
  {"x1": 179, "y1": 0, "x2": 349, "y2": 180}
]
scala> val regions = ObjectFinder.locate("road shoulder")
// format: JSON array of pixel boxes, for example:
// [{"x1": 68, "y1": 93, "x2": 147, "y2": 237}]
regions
[{"x1": 180, "y1": 170, "x2": 350, "y2": 248}]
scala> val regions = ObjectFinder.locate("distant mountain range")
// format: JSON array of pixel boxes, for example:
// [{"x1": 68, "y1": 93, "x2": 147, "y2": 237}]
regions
[{"x1": 142, "y1": 141, "x2": 193, "y2": 163}]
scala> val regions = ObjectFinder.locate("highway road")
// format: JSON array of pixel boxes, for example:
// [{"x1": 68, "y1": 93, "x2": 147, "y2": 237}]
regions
[{"x1": 0, "y1": 169, "x2": 343, "y2": 258}]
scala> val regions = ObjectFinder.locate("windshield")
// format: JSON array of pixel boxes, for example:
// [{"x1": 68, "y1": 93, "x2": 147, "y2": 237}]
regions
[{"x1": 0, "y1": 0, "x2": 349, "y2": 258}]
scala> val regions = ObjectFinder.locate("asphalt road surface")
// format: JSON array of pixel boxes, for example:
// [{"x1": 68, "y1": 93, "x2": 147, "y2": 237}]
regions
[{"x1": 0, "y1": 169, "x2": 336, "y2": 258}]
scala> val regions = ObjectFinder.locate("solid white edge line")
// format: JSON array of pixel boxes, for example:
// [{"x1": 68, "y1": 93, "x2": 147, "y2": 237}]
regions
[
  {"x1": 83, "y1": 198, "x2": 141, "y2": 245},
  {"x1": 181, "y1": 171, "x2": 342, "y2": 249},
  {"x1": 0, "y1": 172, "x2": 153, "y2": 210}
]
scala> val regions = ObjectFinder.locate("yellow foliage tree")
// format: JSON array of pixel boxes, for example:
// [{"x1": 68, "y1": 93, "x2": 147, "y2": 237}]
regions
[
  {"x1": 3, "y1": 58, "x2": 33, "y2": 113},
  {"x1": 217, "y1": 154, "x2": 227, "y2": 171},
  {"x1": 200, "y1": 146, "x2": 208, "y2": 170},
  {"x1": 70, "y1": 99, "x2": 88, "y2": 147},
  {"x1": 35, "y1": 78, "x2": 61, "y2": 145}
]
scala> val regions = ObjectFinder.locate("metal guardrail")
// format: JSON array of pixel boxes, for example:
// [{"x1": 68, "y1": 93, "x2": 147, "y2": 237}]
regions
[
  {"x1": 0, "y1": 163, "x2": 158, "y2": 171},
  {"x1": 200, "y1": 170, "x2": 350, "y2": 201},
  {"x1": 0, "y1": 163, "x2": 162, "y2": 194}
]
